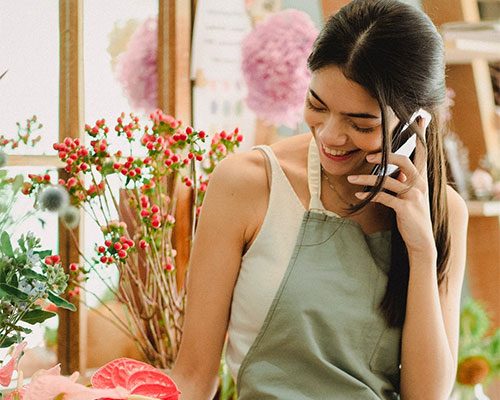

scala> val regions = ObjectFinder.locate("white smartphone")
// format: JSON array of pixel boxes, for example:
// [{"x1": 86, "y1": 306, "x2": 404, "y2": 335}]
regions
[{"x1": 370, "y1": 108, "x2": 431, "y2": 178}]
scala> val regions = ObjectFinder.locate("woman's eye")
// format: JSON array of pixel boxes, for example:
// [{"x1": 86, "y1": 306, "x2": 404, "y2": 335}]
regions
[
  {"x1": 306, "y1": 98, "x2": 325, "y2": 112},
  {"x1": 350, "y1": 123, "x2": 376, "y2": 133}
]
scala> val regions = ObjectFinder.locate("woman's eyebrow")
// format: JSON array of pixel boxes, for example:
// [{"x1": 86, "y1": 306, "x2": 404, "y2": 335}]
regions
[{"x1": 309, "y1": 89, "x2": 381, "y2": 119}]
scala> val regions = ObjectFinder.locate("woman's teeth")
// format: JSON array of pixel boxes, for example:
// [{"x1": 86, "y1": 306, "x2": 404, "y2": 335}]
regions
[{"x1": 322, "y1": 145, "x2": 352, "y2": 156}]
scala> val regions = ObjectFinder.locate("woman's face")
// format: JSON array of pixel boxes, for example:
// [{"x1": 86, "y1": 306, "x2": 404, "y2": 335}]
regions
[{"x1": 304, "y1": 65, "x2": 399, "y2": 177}]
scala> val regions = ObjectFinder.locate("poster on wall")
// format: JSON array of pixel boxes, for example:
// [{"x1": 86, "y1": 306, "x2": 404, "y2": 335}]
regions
[{"x1": 191, "y1": 0, "x2": 255, "y2": 152}]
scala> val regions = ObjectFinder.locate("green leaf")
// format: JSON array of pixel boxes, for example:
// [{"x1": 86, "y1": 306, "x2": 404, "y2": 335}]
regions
[
  {"x1": 1, "y1": 231, "x2": 14, "y2": 258},
  {"x1": 12, "y1": 174, "x2": 24, "y2": 192},
  {"x1": 22, "y1": 269, "x2": 47, "y2": 281},
  {"x1": 0, "y1": 283, "x2": 29, "y2": 300},
  {"x1": 35, "y1": 250, "x2": 52, "y2": 259},
  {"x1": 48, "y1": 291, "x2": 76, "y2": 311},
  {"x1": 21, "y1": 309, "x2": 56, "y2": 324},
  {"x1": 0, "y1": 335, "x2": 19, "y2": 348}
]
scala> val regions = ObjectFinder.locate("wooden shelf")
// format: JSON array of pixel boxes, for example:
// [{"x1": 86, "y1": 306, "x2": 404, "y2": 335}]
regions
[
  {"x1": 467, "y1": 200, "x2": 500, "y2": 216},
  {"x1": 441, "y1": 21, "x2": 500, "y2": 63}
]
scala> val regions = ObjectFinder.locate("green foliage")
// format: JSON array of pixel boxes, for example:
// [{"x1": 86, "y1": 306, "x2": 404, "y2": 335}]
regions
[{"x1": 0, "y1": 232, "x2": 71, "y2": 347}]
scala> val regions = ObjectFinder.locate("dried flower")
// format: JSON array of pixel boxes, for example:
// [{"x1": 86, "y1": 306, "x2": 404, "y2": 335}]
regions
[
  {"x1": 59, "y1": 205, "x2": 80, "y2": 229},
  {"x1": 457, "y1": 356, "x2": 490, "y2": 386},
  {"x1": 39, "y1": 185, "x2": 69, "y2": 212},
  {"x1": 241, "y1": 9, "x2": 318, "y2": 128}
]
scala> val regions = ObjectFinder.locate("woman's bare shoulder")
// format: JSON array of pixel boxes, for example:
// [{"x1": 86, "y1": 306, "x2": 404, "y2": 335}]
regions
[{"x1": 270, "y1": 132, "x2": 312, "y2": 164}]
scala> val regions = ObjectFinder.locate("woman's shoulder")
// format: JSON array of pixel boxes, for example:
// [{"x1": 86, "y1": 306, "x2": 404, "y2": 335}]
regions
[
  {"x1": 212, "y1": 132, "x2": 312, "y2": 190},
  {"x1": 445, "y1": 185, "x2": 468, "y2": 227}
]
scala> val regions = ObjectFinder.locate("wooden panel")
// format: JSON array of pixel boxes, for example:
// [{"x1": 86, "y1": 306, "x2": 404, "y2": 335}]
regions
[
  {"x1": 445, "y1": 63, "x2": 498, "y2": 169},
  {"x1": 6, "y1": 155, "x2": 64, "y2": 167},
  {"x1": 422, "y1": 0, "x2": 480, "y2": 25},
  {"x1": 158, "y1": 0, "x2": 192, "y2": 124},
  {"x1": 321, "y1": 0, "x2": 349, "y2": 19},
  {"x1": 58, "y1": 0, "x2": 86, "y2": 375},
  {"x1": 158, "y1": 0, "x2": 194, "y2": 288},
  {"x1": 466, "y1": 216, "x2": 500, "y2": 328}
]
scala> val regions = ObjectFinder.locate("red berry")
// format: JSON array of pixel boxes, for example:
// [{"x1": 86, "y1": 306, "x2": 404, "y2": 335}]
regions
[
  {"x1": 165, "y1": 263, "x2": 175, "y2": 271},
  {"x1": 105, "y1": 240, "x2": 112, "y2": 247},
  {"x1": 196, "y1": 155, "x2": 203, "y2": 161},
  {"x1": 45, "y1": 256, "x2": 53, "y2": 265},
  {"x1": 198, "y1": 131, "x2": 206, "y2": 139},
  {"x1": 51, "y1": 255, "x2": 61, "y2": 264},
  {"x1": 151, "y1": 205, "x2": 160, "y2": 214},
  {"x1": 237, "y1": 134, "x2": 244, "y2": 142},
  {"x1": 113, "y1": 242, "x2": 122, "y2": 251},
  {"x1": 186, "y1": 127, "x2": 193, "y2": 134},
  {"x1": 141, "y1": 209, "x2": 150, "y2": 217},
  {"x1": 121, "y1": 168, "x2": 128, "y2": 176},
  {"x1": 118, "y1": 250, "x2": 127, "y2": 259},
  {"x1": 122, "y1": 243, "x2": 129, "y2": 251},
  {"x1": 188, "y1": 152, "x2": 194, "y2": 159},
  {"x1": 98, "y1": 246, "x2": 106, "y2": 253},
  {"x1": 69, "y1": 263, "x2": 78, "y2": 271},
  {"x1": 151, "y1": 219, "x2": 161, "y2": 229},
  {"x1": 220, "y1": 131, "x2": 227, "y2": 139},
  {"x1": 43, "y1": 174, "x2": 51, "y2": 181},
  {"x1": 139, "y1": 240, "x2": 148, "y2": 249},
  {"x1": 100, "y1": 256, "x2": 108, "y2": 263}
]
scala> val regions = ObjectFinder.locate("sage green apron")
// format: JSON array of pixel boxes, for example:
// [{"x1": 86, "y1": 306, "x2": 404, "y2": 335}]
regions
[{"x1": 236, "y1": 139, "x2": 401, "y2": 399}]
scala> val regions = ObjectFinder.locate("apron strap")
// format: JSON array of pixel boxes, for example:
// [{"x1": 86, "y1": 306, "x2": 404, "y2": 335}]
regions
[{"x1": 307, "y1": 137, "x2": 324, "y2": 211}]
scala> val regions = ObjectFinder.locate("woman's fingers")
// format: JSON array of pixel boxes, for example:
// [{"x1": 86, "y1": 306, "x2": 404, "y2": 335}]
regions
[
  {"x1": 347, "y1": 174, "x2": 407, "y2": 194},
  {"x1": 366, "y1": 152, "x2": 425, "y2": 190}
]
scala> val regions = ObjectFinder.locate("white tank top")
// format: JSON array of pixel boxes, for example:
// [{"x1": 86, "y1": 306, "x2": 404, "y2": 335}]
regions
[{"x1": 226, "y1": 138, "x2": 329, "y2": 379}]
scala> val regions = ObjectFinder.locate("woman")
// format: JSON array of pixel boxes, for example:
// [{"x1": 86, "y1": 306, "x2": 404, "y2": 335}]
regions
[{"x1": 172, "y1": 1, "x2": 468, "y2": 399}]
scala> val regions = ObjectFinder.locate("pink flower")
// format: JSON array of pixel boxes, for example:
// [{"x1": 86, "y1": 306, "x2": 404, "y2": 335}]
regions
[
  {"x1": 92, "y1": 357, "x2": 179, "y2": 399},
  {"x1": 0, "y1": 342, "x2": 27, "y2": 387},
  {"x1": 241, "y1": 9, "x2": 318, "y2": 128},
  {"x1": 470, "y1": 169, "x2": 494, "y2": 198},
  {"x1": 116, "y1": 18, "x2": 158, "y2": 112}
]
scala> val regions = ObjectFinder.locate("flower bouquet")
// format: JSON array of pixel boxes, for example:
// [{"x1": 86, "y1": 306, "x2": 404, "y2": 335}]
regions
[{"x1": 24, "y1": 110, "x2": 242, "y2": 368}]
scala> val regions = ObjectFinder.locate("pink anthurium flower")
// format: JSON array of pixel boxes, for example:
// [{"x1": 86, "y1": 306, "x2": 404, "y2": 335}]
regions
[
  {"x1": 0, "y1": 342, "x2": 27, "y2": 387},
  {"x1": 92, "y1": 358, "x2": 180, "y2": 399}
]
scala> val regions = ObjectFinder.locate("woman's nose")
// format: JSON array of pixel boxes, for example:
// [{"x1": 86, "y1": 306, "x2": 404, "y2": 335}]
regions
[{"x1": 320, "y1": 116, "x2": 348, "y2": 146}]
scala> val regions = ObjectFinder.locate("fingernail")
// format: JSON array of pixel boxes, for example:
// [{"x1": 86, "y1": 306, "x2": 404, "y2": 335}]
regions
[
  {"x1": 347, "y1": 175, "x2": 358, "y2": 182},
  {"x1": 355, "y1": 192, "x2": 367, "y2": 199},
  {"x1": 366, "y1": 154, "x2": 376, "y2": 161}
]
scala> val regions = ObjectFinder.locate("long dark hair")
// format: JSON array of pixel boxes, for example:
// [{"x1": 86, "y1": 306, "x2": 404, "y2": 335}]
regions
[{"x1": 307, "y1": 0, "x2": 451, "y2": 327}]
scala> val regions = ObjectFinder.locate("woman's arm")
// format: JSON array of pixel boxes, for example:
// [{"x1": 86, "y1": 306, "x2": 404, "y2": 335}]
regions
[
  {"x1": 399, "y1": 186, "x2": 468, "y2": 400},
  {"x1": 170, "y1": 151, "x2": 267, "y2": 399}
]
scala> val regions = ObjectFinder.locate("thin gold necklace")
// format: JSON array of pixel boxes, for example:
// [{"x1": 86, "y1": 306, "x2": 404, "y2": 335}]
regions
[{"x1": 321, "y1": 167, "x2": 356, "y2": 207}]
